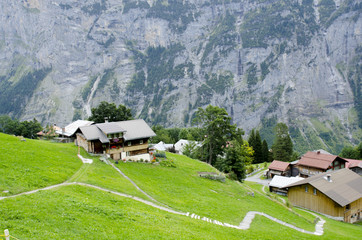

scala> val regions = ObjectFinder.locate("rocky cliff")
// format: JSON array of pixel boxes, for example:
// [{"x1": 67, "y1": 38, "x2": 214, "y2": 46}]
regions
[{"x1": 0, "y1": 0, "x2": 361, "y2": 153}]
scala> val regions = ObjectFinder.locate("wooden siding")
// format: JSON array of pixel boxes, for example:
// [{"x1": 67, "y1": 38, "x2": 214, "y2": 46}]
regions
[
  {"x1": 288, "y1": 184, "x2": 344, "y2": 217},
  {"x1": 77, "y1": 134, "x2": 90, "y2": 152},
  {"x1": 345, "y1": 198, "x2": 362, "y2": 223}
]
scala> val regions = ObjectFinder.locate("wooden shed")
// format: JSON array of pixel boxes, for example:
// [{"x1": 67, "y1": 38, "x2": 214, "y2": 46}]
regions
[{"x1": 285, "y1": 168, "x2": 362, "y2": 223}]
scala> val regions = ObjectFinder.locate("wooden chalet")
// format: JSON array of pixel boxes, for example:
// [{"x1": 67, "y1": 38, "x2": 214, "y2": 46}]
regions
[
  {"x1": 285, "y1": 168, "x2": 362, "y2": 223},
  {"x1": 76, "y1": 119, "x2": 156, "y2": 161},
  {"x1": 297, "y1": 151, "x2": 347, "y2": 178},
  {"x1": 267, "y1": 160, "x2": 291, "y2": 178}
]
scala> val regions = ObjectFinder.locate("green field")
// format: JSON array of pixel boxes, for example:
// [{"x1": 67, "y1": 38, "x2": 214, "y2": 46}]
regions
[{"x1": 0, "y1": 133, "x2": 361, "y2": 239}]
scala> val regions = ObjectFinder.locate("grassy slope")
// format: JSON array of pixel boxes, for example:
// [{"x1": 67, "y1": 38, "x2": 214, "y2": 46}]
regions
[
  {"x1": 0, "y1": 133, "x2": 82, "y2": 195},
  {"x1": 0, "y1": 137, "x2": 361, "y2": 239}
]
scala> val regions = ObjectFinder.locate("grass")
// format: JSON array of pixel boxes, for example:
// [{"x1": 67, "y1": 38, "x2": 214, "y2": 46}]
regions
[
  {"x1": 0, "y1": 133, "x2": 82, "y2": 196},
  {"x1": 68, "y1": 148, "x2": 146, "y2": 199},
  {"x1": 0, "y1": 136, "x2": 361, "y2": 239},
  {"x1": 115, "y1": 153, "x2": 316, "y2": 231}
]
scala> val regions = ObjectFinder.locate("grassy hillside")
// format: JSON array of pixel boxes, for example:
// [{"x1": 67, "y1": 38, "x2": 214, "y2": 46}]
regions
[
  {"x1": 0, "y1": 133, "x2": 82, "y2": 196},
  {"x1": 0, "y1": 136, "x2": 361, "y2": 239}
]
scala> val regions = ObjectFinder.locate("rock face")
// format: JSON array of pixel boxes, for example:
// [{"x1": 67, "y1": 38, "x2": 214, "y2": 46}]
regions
[{"x1": 0, "y1": 0, "x2": 361, "y2": 153}]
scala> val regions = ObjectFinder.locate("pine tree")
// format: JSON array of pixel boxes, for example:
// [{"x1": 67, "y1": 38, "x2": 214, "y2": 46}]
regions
[
  {"x1": 272, "y1": 123, "x2": 293, "y2": 162},
  {"x1": 262, "y1": 139, "x2": 269, "y2": 162}
]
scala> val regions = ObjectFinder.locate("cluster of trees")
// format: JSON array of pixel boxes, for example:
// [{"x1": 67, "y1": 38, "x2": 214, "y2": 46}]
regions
[
  {"x1": 88, "y1": 101, "x2": 133, "y2": 123},
  {"x1": 192, "y1": 105, "x2": 253, "y2": 181},
  {"x1": 248, "y1": 129, "x2": 271, "y2": 163},
  {"x1": 339, "y1": 143, "x2": 362, "y2": 160},
  {"x1": 0, "y1": 115, "x2": 42, "y2": 139}
]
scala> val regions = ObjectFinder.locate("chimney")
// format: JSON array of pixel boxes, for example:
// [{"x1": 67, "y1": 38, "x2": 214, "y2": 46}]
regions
[
  {"x1": 104, "y1": 117, "x2": 108, "y2": 123},
  {"x1": 62, "y1": 127, "x2": 65, "y2": 135},
  {"x1": 317, "y1": 150, "x2": 320, "y2": 154},
  {"x1": 326, "y1": 174, "x2": 331, "y2": 182}
]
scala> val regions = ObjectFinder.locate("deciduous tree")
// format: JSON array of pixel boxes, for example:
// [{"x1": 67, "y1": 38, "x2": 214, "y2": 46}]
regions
[{"x1": 88, "y1": 101, "x2": 133, "y2": 123}]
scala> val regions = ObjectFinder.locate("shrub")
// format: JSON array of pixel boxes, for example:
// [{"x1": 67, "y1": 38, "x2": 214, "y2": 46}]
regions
[
  {"x1": 155, "y1": 152, "x2": 166, "y2": 158},
  {"x1": 160, "y1": 159, "x2": 176, "y2": 168},
  {"x1": 227, "y1": 172, "x2": 238, "y2": 181}
]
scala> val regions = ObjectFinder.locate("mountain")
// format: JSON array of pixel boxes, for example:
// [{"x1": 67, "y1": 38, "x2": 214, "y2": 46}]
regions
[{"x1": 0, "y1": 0, "x2": 361, "y2": 153}]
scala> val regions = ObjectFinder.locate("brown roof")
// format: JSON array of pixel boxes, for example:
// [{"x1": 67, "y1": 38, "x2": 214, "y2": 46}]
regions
[
  {"x1": 345, "y1": 158, "x2": 362, "y2": 169},
  {"x1": 268, "y1": 160, "x2": 290, "y2": 172},
  {"x1": 297, "y1": 151, "x2": 347, "y2": 170},
  {"x1": 285, "y1": 168, "x2": 362, "y2": 207}
]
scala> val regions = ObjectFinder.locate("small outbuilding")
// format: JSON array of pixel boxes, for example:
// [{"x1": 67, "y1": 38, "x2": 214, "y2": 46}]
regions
[{"x1": 267, "y1": 160, "x2": 291, "y2": 178}]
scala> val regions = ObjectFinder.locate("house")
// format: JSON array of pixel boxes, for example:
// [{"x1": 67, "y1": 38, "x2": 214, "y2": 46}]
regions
[
  {"x1": 346, "y1": 158, "x2": 362, "y2": 176},
  {"x1": 284, "y1": 168, "x2": 362, "y2": 223},
  {"x1": 269, "y1": 176, "x2": 304, "y2": 196},
  {"x1": 56, "y1": 120, "x2": 94, "y2": 142},
  {"x1": 174, "y1": 139, "x2": 201, "y2": 154},
  {"x1": 297, "y1": 151, "x2": 347, "y2": 178},
  {"x1": 151, "y1": 141, "x2": 174, "y2": 152},
  {"x1": 37, "y1": 124, "x2": 61, "y2": 139},
  {"x1": 76, "y1": 119, "x2": 156, "y2": 161},
  {"x1": 267, "y1": 160, "x2": 291, "y2": 178}
]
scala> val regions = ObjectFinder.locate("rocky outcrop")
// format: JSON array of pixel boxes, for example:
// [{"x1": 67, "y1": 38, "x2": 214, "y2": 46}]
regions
[{"x1": 0, "y1": 0, "x2": 360, "y2": 153}]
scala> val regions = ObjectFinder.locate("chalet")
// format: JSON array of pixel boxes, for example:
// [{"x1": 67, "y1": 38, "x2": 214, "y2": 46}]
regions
[
  {"x1": 268, "y1": 176, "x2": 304, "y2": 196},
  {"x1": 267, "y1": 160, "x2": 291, "y2": 178},
  {"x1": 285, "y1": 168, "x2": 362, "y2": 223},
  {"x1": 76, "y1": 119, "x2": 156, "y2": 161},
  {"x1": 56, "y1": 120, "x2": 94, "y2": 142},
  {"x1": 37, "y1": 124, "x2": 61, "y2": 139},
  {"x1": 297, "y1": 151, "x2": 347, "y2": 178},
  {"x1": 346, "y1": 159, "x2": 362, "y2": 176}
]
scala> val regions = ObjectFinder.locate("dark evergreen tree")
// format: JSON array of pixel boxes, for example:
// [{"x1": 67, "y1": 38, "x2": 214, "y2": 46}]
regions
[
  {"x1": 253, "y1": 130, "x2": 263, "y2": 163},
  {"x1": 272, "y1": 123, "x2": 293, "y2": 162},
  {"x1": 262, "y1": 139, "x2": 270, "y2": 162}
]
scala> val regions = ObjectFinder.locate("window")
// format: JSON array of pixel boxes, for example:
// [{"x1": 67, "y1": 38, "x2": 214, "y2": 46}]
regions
[
  {"x1": 140, "y1": 139, "x2": 143, "y2": 144},
  {"x1": 313, "y1": 188, "x2": 317, "y2": 195},
  {"x1": 128, "y1": 142, "x2": 131, "y2": 146},
  {"x1": 346, "y1": 204, "x2": 350, "y2": 210},
  {"x1": 305, "y1": 186, "x2": 308, "y2": 193}
]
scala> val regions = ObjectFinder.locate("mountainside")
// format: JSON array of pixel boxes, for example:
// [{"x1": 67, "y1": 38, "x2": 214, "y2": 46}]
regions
[{"x1": 0, "y1": 0, "x2": 361, "y2": 153}]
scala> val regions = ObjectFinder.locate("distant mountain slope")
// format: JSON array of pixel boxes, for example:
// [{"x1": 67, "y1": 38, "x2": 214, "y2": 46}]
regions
[{"x1": 0, "y1": 0, "x2": 361, "y2": 153}]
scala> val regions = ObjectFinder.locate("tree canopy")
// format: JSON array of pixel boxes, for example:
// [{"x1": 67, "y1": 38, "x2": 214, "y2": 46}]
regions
[
  {"x1": 88, "y1": 101, "x2": 133, "y2": 123},
  {"x1": 0, "y1": 115, "x2": 42, "y2": 139},
  {"x1": 194, "y1": 105, "x2": 237, "y2": 165},
  {"x1": 272, "y1": 123, "x2": 293, "y2": 162}
]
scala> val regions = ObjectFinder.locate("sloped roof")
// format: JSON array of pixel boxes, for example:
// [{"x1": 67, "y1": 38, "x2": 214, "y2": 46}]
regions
[
  {"x1": 56, "y1": 120, "x2": 94, "y2": 137},
  {"x1": 345, "y1": 158, "x2": 362, "y2": 169},
  {"x1": 78, "y1": 119, "x2": 155, "y2": 143},
  {"x1": 285, "y1": 168, "x2": 362, "y2": 207},
  {"x1": 96, "y1": 122, "x2": 125, "y2": 135},
  {"x1": 152, "y1": 141, "x2": 174, "y2": 151},
  {"x1": 269, "y1": 176, "x2": 304, "y2": 189},
  {"x1": 268, "y1": 160, "x2": 290, "y2": 172},
  {"x1": 79, "y1": 125, "x2": 109, "y2": 143},
  {"x1": 297, "y1": 151, "x2": 347, "y2": 170},
  {"x1": 118, "y1": 119, "x2": 156, "y2": 141}
]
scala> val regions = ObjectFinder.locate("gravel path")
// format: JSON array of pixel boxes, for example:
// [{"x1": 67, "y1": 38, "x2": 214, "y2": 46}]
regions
[{"x1": 245, "y1": 170, "x2": 271, "y2": 186}]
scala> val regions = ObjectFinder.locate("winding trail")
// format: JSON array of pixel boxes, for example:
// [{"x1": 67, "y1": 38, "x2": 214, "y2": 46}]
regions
[{"x1": 0, "y1": 181, "x2": 326, "y2": 235}]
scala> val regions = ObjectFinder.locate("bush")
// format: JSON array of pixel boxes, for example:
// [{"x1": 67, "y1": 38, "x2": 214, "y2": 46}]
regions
[
  {"x1": 160, "y1": 159, "x2": 176, "y2": 168},
  {"x1": 155, "y1": 152, "x2": 166, "y2": 158},
  {"x1": 198, "y1": 172, "x2": 225, "y2": 182},
  {"x1": 227, "y1": 172, "x2": 238, "y2": 181}
]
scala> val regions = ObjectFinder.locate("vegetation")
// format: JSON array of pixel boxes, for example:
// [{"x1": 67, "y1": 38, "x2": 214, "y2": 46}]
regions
[
  {"x1": 0, "y1": 133, "x2": 81, "y2": 196},
  {"x1": 240, "y1": 0, "x2": 318, "y2": 48},
  {"x1": 88, "y1": 101, "x2": 133, "y2": 123},
  {"x1": 339, "y1": 143, "x2": 362, "y2": 160},
  {"x1": 248, "y1": 129, "x2": 271, "y2": 163},
  {"x1": 0, "y1": 137, "x2": 361, "y2": 239},
  {"x1": 0, "y1": 67, "x2": 51, "y2": 118},
  {"x1": 272, "y1": 123, "x2": 293, "y2": 162},
  {"x1": 146, "y1": 0, "x2": 196, "y2": 33},
  {"x1": 0, "y1": 115, "x2": 42, "y2": 139}
]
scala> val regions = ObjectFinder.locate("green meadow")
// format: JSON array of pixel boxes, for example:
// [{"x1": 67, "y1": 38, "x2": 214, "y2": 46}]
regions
[{"x1": 0, "y1": 133, "x2": 361, "y2": 239}]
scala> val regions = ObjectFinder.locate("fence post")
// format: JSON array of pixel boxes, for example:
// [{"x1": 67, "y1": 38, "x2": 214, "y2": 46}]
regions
[{"x1": 4, "y1": 229, "x2": 9, "y2": 240}]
